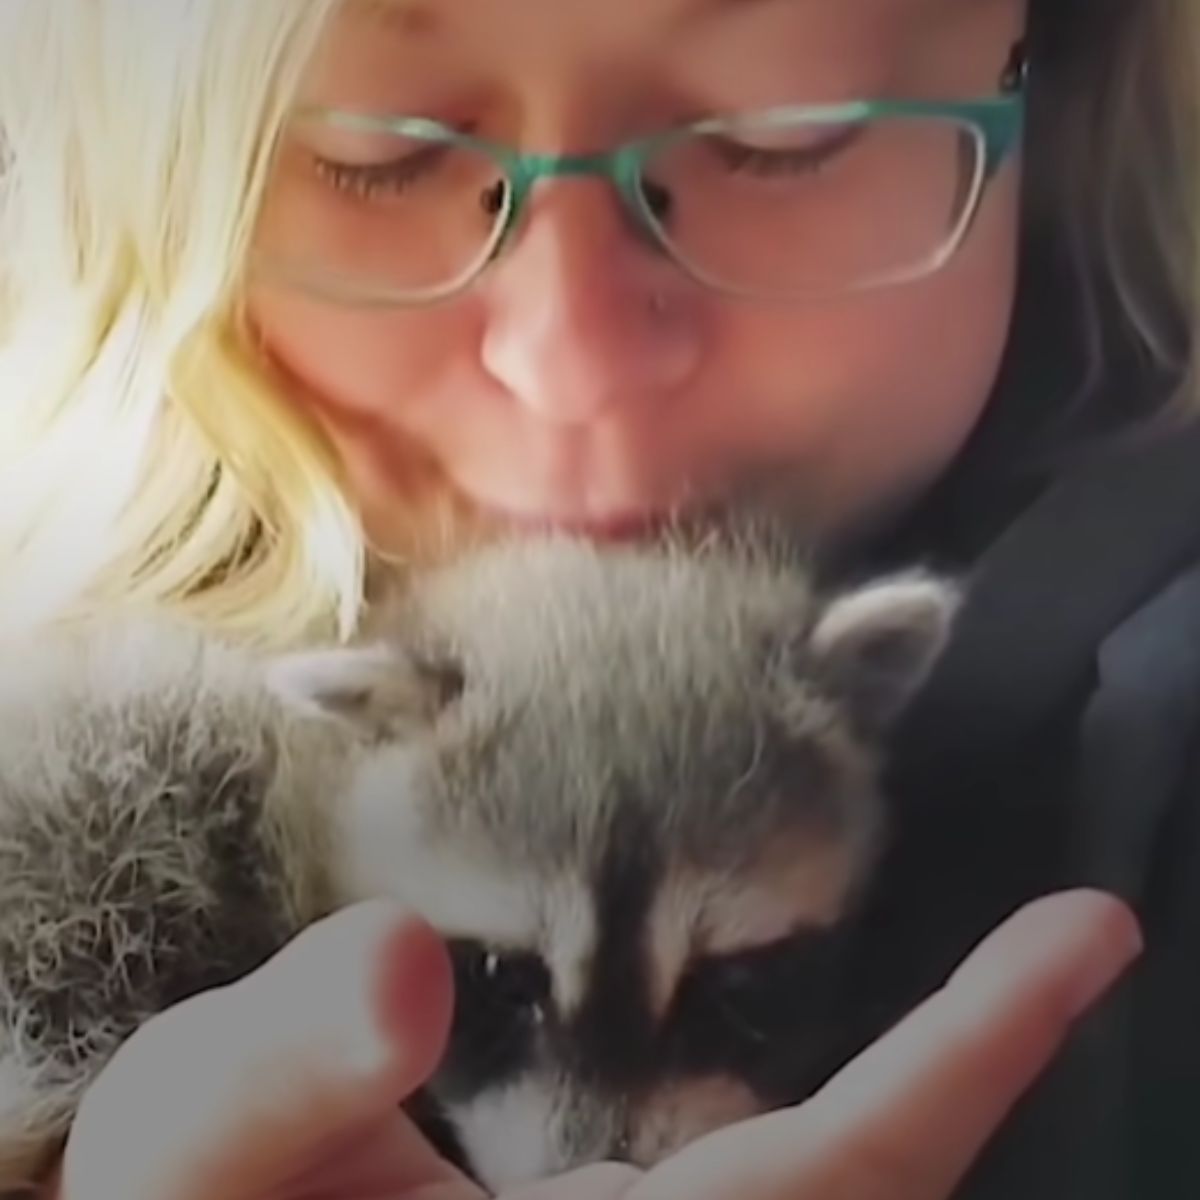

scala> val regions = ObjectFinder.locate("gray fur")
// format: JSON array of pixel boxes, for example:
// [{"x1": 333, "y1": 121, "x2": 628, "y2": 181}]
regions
[
  {"x1": 0, "y1": 621, "x2": 354, "y2": 1189},
  {"x1": 343, "y1": 534, "x2": 952, "y2": 885},
  {"x1": 0, "y1": 529, "x2": 958, "y2": 1192}
]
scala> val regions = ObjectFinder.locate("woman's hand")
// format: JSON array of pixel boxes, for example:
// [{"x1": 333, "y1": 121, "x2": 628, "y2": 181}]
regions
[
  {"x1": 47, "y1": 901, "x2": 635, "y2": 1200},
  {"x1": 47, "y1": 889, "x2": 1140, "y2": 1200},
  {"x1": 618, "y1": 888, "x2": 1141, "y2": 1200},
  {"x1": 50, "y1": 901, "x2": 473, "y2": 1200}
]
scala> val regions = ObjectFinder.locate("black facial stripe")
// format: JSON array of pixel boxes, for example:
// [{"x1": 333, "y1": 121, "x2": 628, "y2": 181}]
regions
[
  {"x1": 431, "y1": 811, "x2": 861, "y2": 1125},
  {"x1": 663, "y1": 925, "x2": 859, "y2": 1103},
  {"x1": 431, "y1": 802, "x2": 666, "y2": 1103},
  {"x1": 566, "y1": 800, "x2": 663, "y2": 1088}
]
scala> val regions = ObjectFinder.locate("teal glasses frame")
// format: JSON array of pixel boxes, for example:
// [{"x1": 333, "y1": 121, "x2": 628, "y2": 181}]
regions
[{"x1": 276, "y1": 42, "x2": 1029, "y2": 306}]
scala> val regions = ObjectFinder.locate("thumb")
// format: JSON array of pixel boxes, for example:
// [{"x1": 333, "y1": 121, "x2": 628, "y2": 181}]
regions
[
  {"x1": 233, "y1": 898, "x2": 455, "y2": 1118},
  {"x1": 63, "y1": 900, "x2": 455, "y2": 1200}
]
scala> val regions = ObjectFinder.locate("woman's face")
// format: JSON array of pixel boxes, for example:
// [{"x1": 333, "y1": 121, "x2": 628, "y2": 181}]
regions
[{"x1": 248, "y1": 0, "x2": 1028, "y2": 556}]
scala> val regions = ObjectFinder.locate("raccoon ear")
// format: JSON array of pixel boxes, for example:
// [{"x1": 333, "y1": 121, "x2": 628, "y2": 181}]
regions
[
  {"x1": 808, "y1": 573, "x2": 960, "y2": 736},
  {"x1": 264, "y1": 642, "x2": 464, "y2": 741}
]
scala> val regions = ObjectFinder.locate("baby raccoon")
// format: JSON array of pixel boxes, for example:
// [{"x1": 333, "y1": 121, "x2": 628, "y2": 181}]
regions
[{"x1": 0, "y1": 528, "x2": 957, "y2": 1193}]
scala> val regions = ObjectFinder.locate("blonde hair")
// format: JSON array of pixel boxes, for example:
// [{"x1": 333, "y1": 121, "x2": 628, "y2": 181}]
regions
[
  {"x1": 0, "y1": 0, "x2": 349, "y2": 648},
  {"x1": 0, "y1": 0, "x2": 1196, "y2": 649}
]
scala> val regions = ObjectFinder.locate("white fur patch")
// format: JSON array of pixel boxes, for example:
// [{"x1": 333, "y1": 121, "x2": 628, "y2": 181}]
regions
[
  {"x1": 330, "y1": 751, "x2": 537, "y2": 945},
  {"x1": 643, "y1": 874, "x2": 701, "y2": 1018},
  {"x1": 700, "y1": 840, "x2": 855, "y2": 954},
  {"x1": 540, "y1": 881, "x2": 597, "y2": 1016},
  {"x1": 265, "y1": 643, "x2": 394, "y2": 708},
  {"x1": 450, "y1": 1077, "x2": 564, "y2": 1191},
  {"x1": 810, "y1": 574, "x2": 956, "y2": 659}
]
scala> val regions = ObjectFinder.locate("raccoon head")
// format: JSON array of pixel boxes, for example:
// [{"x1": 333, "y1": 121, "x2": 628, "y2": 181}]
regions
[{"x1": 266, "y1": 534, "x2": 958, "y2": 1191}]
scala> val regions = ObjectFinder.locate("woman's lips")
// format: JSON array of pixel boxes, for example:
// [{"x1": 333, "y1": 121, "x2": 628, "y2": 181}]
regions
[{"x1": 473, "y1": 501, "x2": 672, "y2": 543}]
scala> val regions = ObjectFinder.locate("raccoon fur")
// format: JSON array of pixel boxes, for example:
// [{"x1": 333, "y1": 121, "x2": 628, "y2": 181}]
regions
[{"x1": 0, "y1": 528, "x2": 958, "y2": 1193}]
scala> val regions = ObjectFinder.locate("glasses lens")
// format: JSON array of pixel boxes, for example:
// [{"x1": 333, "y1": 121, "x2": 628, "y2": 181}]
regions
[
  {"x1": 254, "y1": 115, "x2": 511, "y2": 302},
  {"x1": 637, "y1": 111, "x2": 984, "y2": 297}
]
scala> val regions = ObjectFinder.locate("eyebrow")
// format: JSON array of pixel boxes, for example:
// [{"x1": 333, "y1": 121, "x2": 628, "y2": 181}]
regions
[
  {"x1": 347, "y1": 0, "x2": 789, "y2": 39},
  {"x1": 685, "y1": 0, "x2": 789, "y2": 18},
  {"x1": 344, "y1": 0, "x2": 442, "y2": 37}
]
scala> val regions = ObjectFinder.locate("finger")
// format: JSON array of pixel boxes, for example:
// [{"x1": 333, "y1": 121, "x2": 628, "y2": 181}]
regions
[
  {"x1": 503, "y1": 1162, "x2": 644, "y2": 1200},
  {"x1": 798, "y1": 889, "x2": 1142, "y2": 1198},
  {"x1": 629, "y1": 889, "x2": 1142, "y2": 1200},
  {"x1": 62, "y1": 900, "x2": 458, "y2": 1200}
]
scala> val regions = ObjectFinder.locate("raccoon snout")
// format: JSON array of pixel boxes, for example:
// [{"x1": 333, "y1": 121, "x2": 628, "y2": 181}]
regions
[{"x1": 444, "y1": 1071, "x2": 764, "y2": 1190}]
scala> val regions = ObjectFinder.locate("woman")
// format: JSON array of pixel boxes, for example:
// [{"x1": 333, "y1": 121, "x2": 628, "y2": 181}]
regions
[{"x1": 0, "y1": 0, "x2": 1192, "y2": 1195}]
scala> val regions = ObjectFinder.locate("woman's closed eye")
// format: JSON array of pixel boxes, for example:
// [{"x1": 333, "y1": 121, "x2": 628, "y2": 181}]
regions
[
  {"x1": 704, "y1": 120, "x2": 865, "y2": 179},
  {"x1": 311, "y1": 141, "x2": 453, "y2": 201}
]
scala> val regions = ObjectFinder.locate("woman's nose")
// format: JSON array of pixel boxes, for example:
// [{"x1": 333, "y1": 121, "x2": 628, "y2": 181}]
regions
[{"x1": 478, "y1": 180, "x2": 704, "y2": 425}]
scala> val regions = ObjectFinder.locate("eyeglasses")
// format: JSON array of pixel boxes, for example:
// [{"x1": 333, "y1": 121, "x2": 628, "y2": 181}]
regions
[{"x1": 253, "y1": 43, "x2": 1028, "y2": 307}]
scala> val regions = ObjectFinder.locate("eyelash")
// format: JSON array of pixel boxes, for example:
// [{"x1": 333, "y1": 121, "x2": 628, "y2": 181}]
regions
[
  {"x1": 312, "y1": 141, "x2": 451, "y2": 200},
  {"x1": 309, "y1": 114, "x2": 861, "y2": 205},
  {"x1": 707, "y1": 122, "x2": 863, "y2": 178}
]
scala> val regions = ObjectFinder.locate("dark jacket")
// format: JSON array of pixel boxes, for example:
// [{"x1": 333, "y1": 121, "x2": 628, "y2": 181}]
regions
[{"x1": 838, "y1": 251, "x2": 1200, "y2": 1198}]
